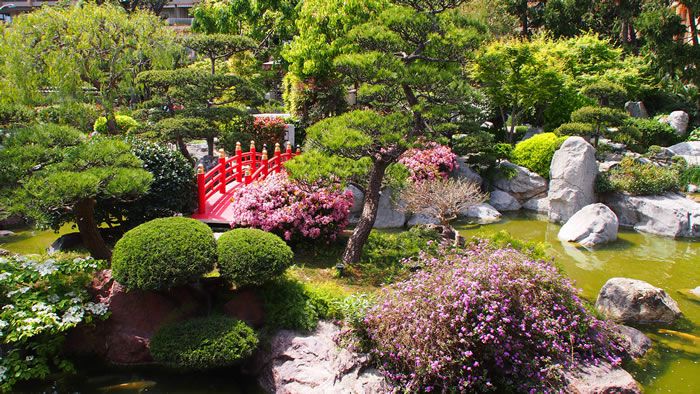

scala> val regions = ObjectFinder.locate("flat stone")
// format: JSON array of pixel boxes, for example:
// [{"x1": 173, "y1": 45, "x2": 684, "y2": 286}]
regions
[
  {"x1": 452, "y1": 157, "x2": 483, "y2": 185},
  {"x1": 459, "y1": 203, "x2": 501, "y2": 224},
  {"x1": 604, "y1": 192, "x2": 700, "y2": 238},
  {"x1": 595, "y1": 278, "x2": 682, "y2": 326},
  {"x1": 0, "y1": 230, "x2": 15, "y2": 237},
  {"x1": 558, "y1": 203, "x2": 618, "y2": 247},
  {"x1": 563, "y1": 361, "x2": 641, "y2": 394},
  {"x1": 489, "y1": 189, "x2": 521, "y2": 211},
  {"x1": 548, "y1": 137, "x2": 598, "y2": 223},
  {"x1": 667, "y1": 141, "x2": 700, "y2": 166},
  {"x1": 493, "y1": 162, "x2": 547, "y2": 202},
  {"x1": 614, "y1": 325, "x2": 652, "y2": 360}
]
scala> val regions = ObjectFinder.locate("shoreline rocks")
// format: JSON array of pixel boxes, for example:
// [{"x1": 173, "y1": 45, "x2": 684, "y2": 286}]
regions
[
  {"x1": 604, "y1": 192, "x2": 700, "y2": 238},
  {"x1": 595, "y1": 278, "x2": 682, "y2": 326},
  {"x1": 489, "y1": 189, "x2": 521, "y2": 211},
  {"x1": 563, "y1": 361, "x2": 641, "y2": 394},
  {"x1": 493, "y1": 162, "x2": 547, "y2": 202},
  {"x1": 548, "y1": 137, "x2": 598, "y2": 223},
  {"x1": 558, "y1": 204, "x2": 618, "y2": 247},
  {"x1": 459, "y1": 203, "x2": 502, "y2": 224}
]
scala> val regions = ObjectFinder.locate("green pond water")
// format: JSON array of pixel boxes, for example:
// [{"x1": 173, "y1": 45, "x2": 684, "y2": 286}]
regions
[
  {"x1": 2, "y1": 215, "x2": 699, "y2": 392},
  {"x1": 456, "y1": 213, "x2": 700, "y2": 394}
]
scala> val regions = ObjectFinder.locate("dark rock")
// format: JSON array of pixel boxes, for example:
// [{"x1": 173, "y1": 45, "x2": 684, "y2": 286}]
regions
[
  {"x1": 0, "y1": 214, "x2": 26, "y2": 229},
  {"x1": 595, "y1": 278, "x2": 682, "y2": 326},
  {"x1": 196, "y1": 155, "x2": 218, "y2": 172},
  {"x1": 614, "y1": 325, "x2": 652, "y2": 360},
  {"x1": 223, "y1": 288, "x2": 265, "y2": 328},
  {"x1": 624, "y1": 101, "x2": 649, "y2": 119},
  {"x1": 48, "y1": 232, "x2": 83, "y2": 254}
]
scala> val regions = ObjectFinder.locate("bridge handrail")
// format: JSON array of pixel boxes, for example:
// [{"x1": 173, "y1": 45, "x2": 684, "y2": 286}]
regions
[{"x1": 196, "y1": 141, "x2": 301, "y2": 215}]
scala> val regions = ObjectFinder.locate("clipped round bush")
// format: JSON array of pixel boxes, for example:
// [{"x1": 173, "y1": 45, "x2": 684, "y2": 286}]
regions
[
  {"x1": 150, "y1": 316, "x2": 259, "y2": 370},
  {"x1": 112, "y1": 217, "x2": 217, "y2": 290},
  {"x1": 511, "y1": 133, "x2": 568, "y2": 178},
  {"x1": 217, "y1": 228, "x2": 294, "y2": 287},
  {"x1": 623, "y1": 118, "x2": 681, "y2": 152},
  {"x1": 363, "y1": 244, "x2": 624, "y2": 392},
  {"x1": 93, "y1": 114, "x2": 139, "y2": 134}
]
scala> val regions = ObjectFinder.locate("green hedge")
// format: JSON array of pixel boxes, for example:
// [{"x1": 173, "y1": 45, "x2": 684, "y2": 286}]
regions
[
  {"x1": 112, "y1": 217, "x2": 217, "y2": 290},
  {"x1": 93, "y1": 115, "x2": 139, "y2": 134},
  {"x1": 150, "y1": 316, "x2": 259, "y2": 370},
  {"x1": 596, "y1": 157, "x2": 680, "y2": 196},
  {"x1": 217, "y1": 228, "x2": 294, "y2": 287},
  {"x1": 511, "y1": 133, "x2": 568, "y2": 178},
  {"x1": 37, "y1": 103, "x2": 99, "y2": 132}
]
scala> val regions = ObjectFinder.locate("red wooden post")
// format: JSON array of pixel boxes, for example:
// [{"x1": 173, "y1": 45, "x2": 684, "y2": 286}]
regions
[
  {"x1": 197, "y1": 164, "x2": 206, "y2": 214},
  {"x1": 261, "y1": 148, "x2": 269, "y2": 178},
  {"x1": 235, "y1": 142, "x2": 242, "y2": 183},
  {"x1": 274, "y1": 143, "x2": 282, "y2": 173},
  {"x1": 285, "y1": 141, "x2": 292, "y2": 161},
  {"x1": 249, "y1": 140, "x2": 257, "y2": 172},
  {"x1": 244, "y1": 165, "x2": 252, "y2": 185},
  {"x1": 218, "y1": 149, "x2": 226, "y2": 194}
]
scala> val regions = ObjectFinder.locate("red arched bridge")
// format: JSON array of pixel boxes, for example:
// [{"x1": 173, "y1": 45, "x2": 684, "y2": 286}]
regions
[{"x1": 191, "y1": 141, "x2": 300, "y2": 224}]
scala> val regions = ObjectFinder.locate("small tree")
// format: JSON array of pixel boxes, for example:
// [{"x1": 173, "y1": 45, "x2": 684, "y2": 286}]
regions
[
  {"x1": 570, "y1": 106, "x2": 628, "y2": 147},
  {"x1": 0, "y1": 125, "x2": 152, "y2": 259},
  {"x1": 402, "y1": 178, "x2": 487, "y2": 229}
]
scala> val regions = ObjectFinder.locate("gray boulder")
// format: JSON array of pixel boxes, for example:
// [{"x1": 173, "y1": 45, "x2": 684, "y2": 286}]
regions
[
  {"x1": 0, "y1": 230, "x2": 15, "y2": 238},
  {"x1": 522, "y1": 195, "x2": 549, "y2": 214},
  {"x1": 563, "y1": 361, "x2": 641, "y2": 394},
  {"x1": 489, "y1": 190, "x2": 521, "y2": 211},
  {"x1": 667, "y1": 141, "x2": 700, "y2": 166},
  {"x1": 558, "y1": 203, "x2": 618, "y2": 247},
  {"x1": 624, "y1": 101, "x2": 649, "y2": 119},
  {"x1": 604, "y1": 192, "x2": 700, "y2": 238},
  {"x1": 548, "y1": 137, "x2": 598, "y2": 223},
  {"x1": 459, "y1": 203, "x2": 502, "y2": 224},
  {"x1": 346, "y1": 185, "x2": 365, "y2": 215},
  {"x1": 452, "y1": 157, "x2": 483, "y2": 185},
  {"x1": 407, "y1": 213, "x2": 440, "y2": 227},
  {"x1": 196, "y1": 155, "x2": 218, "y2": 172},
  {"x1": 614, "y1": 325, "x2": 652, "y2": 360},
  {"x1": 493, "y1": 162, "x2": 547, "y2": 202},
  {"x1": 48, "y1": 232, "x2": 83, "y2": 254},
  {"x1": 373, "y1": 188, "x2": 406, "y2": 228},
  {"x1": 595, "y1": 278, "x2": 682, "y2": 325},
  {"x1": 660, "y1": 111, "x2": 689, "y2": 136},
  {"x1": 254, "y1": 321, "x2": 388, "y2": 394}
]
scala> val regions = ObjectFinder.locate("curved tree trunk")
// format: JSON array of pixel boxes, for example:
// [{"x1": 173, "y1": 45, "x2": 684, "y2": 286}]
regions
[
  {"x1": 342, "y1": 159, "x2": 390, "y2": 265},
  {"x1": 106, "y1": 112, "x2": 118, "y2": 134},
  {"x1": 75, "y1": 198, "x2": 112, "y2": 260},
  {"x1": 206, "y1": 136, "x2": 215, "y2": 157},
  {"x1": 176, "y1": 136, "x2": 195, "y2": 165}
]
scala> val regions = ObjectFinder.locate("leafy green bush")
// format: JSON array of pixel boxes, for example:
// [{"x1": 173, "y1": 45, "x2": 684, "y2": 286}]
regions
[
  {"x1": 0, "y1": 255, "x2": 108, "y2": 391},
  {"x1": 511, "y1": 133, "x2": 568, "y2": 178},
  {"x1": 0, "y1": 103, "x2": 34, "y2": 130},
  {"x1": 112, "y1": 217, "x2": 217, "y2": 290},
  {"x1": 680, "y1": 166, "x2": 700, "y2": 189},
  {"x1": 598, "y1": 157, "x2": 680, "y2": 196},
  {"x1": 257, "y1": 276, "x2": 327, "y2": 332},
  {"x1": 219, "y1": 115, "x2": 254, "y2": 153},
  {"x1": 36, "y1": 103, "x2": 100, "y2": 132},
  {"x1": 217, "y1": 229, "x2": 294, "y2": 287},
  {"x1": 98, "y1": 139, "x2": 196, "y2": 227},
  {"x1": 452, "y1": 131, "x2": 512, "y2": 170},
  {"x1": 356, "y1": 226, "x2": 442, "y2": 286},
  {"x1": 688, "y1": 128, "x2": 700, "y2": 142},
  {"x1": 150, "y1": 316, "x2": 258, "y2": 370},
  {"x1": 623, "y1": 118, "x2": 681, "y2": 152},
  {"x1": 93, "y1": 115, "x2": 139, "y2": 134}
]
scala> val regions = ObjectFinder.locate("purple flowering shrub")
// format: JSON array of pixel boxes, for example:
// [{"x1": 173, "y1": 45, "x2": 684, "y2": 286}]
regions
[
  {"x1": 399, "y1": 142, "x2": 458, "y2": 182},
  {"x1": 363, "y1": 243, "x2": 624, "y2": 392},
  {"x1": 229, "y1": 173, "x2": 354, "y2": 242}
]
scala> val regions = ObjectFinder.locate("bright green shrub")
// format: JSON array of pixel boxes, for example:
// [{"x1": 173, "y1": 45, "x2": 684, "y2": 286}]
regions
[
  {"x1": 680, "y1": 166, "x2": 700, "y2": 189},
  {"x1": 598, "y1": 157, "x2": 680, "y2": 196},
  {"x1": 150, "y1": 316, "x2": 258, "y2": 370},
  {"x1": 112, "y1": 217, "x2": 217, "y2": 290},
  {"x1": 688, "y1": 128, "x2": 700, "y2": 142},
  {"x1": 511, "y1": 133, "x2": 568, "y2": 178},
  {"x1": 93, "y1": 115, "x2": 139, "y2": 134},
  {"x1": 37, "y1": 103, "x2": 100, "y2": 132},
  {"x1": 217, "y1": 228, "x2": 294, "y2": 287},
  {"x1": 257, "y1": 276, "x2": 326, "y2": 332},
  {"x1": 623, "y1": 118, "x2": 681, "y2": 152}
]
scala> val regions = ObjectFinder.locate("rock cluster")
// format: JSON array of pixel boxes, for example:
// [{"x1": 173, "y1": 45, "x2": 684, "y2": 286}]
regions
[
  {"x1": 604, "y1": 193, "x2": 700, "y2": 238},
  {"x1": 595, "y1": 278, "x2": 682, "y2": 325}
]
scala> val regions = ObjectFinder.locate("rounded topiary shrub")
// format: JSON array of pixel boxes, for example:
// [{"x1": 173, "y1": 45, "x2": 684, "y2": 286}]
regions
[
  {"x1": 93, "y1": 114, "x2": 139, "y2": 134},
  {"x1": 112, "y1": 217, "x2": 217, "y2": 290},
  {"x1": 150, "y1": 315, "x2": 259, "y2": 370},
  {"x1": 217, "y1": 228, "x2": 294, "y2": 287},
  {"x1": 511, "y1": 132, "x2": 568, "y2": 178}
]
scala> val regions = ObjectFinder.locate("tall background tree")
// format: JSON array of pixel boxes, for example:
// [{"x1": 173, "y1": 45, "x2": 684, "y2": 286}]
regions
[{"x1": 286, "y1": 0, "x2": 489, "y2": 265}]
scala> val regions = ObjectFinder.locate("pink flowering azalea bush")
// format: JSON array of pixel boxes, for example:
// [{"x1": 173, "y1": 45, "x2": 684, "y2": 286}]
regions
[
  {"x1": 362, "y1": 243, "x2": 624, "y2": 392},
  {"x1": 398, "y1": 142, "x2": 458, "y2": 182},
  {"x1": 229, "y1": 173, "x2": 353, "y2": 242}
]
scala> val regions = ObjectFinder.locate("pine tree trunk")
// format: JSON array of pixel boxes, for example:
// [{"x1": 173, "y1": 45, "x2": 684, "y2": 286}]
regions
[
  {"x1": 206, "y1": 136, "x2": 214, "y2": 157},
  {"x1": 342, "y1": 159, "x2": 390, "y2": 265},
  {"x1": 106, "y1": 112, "x2": 118, "y2": 134},
  {"x1": 75, "y1": 198, "x2": 112, "y2": 260},
  {"x1": 689, "y1": 7, "x2": 699, "y2": 47},
  {"x1": 176, "y1": 136, "x2": 195, "y2": 165}
]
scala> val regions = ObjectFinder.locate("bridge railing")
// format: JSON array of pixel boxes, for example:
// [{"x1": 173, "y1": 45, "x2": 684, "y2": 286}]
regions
[{"x1": 196, "y1": 141, "x2": 301, "y2": 214}]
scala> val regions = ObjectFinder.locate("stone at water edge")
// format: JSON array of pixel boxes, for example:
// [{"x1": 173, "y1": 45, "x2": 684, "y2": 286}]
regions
[
  {"x1": 563, "y1": 361, "x2": 641, "y2": 394},
  {"x1": 493, "y1": 162, "x2": 547, "y2": 202},
  {"x1": 522, "y1": 194, "x2": 549, "y2": 214},
  {"x1": 678, "y1": 286, "x2": 700, "y2": 302},
  {"x1": 558, "y1": 203, "x2": 618, "y2": 247},
  {"x1": 595, "y1": 278, "x2": 682, "y2": 326},
  {"x1": 604, "y1": 192, "x2": 700, "y2": 238},
  {"x1": 407, "y1": 213, "x2": 440, "y2": 226},
  {"x1": 458, "y1": 203, "x2": 502, "y2": 224},
  {"x1": 548, "y1": 137, "x2": 598, "y2": 223},
  {"x1": 252, "y1": 321, "x2": 388, "y2": 393},
  {"x1": 489, "y1": 189, "x2": 521, "y2": 211},
  {"x1": 613, "y1": 325, "x2": 652, "y2": 360},
  {"x1": 0, "y1": 230, "x2": 15, "y2": 237}
]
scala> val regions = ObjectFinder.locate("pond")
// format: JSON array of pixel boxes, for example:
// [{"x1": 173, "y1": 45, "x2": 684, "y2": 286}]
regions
[
  {"x1": 2, "y1": 216, "x2": 698, "y2": 393},
  {"x1": 456, "y1": 213, "x2": 700, "y2": 393}
]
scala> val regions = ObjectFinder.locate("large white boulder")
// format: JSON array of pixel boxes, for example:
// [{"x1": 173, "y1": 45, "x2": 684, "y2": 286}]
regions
[
  {"x1": 522, "y1": 194, "x2": 549, "y2": 214},
  {"x1": 548, "y1": 137, "x2": 598, "y2": 223},
  {"x1": 604, "y1": 192, "x2": 700, "y2": 238},
  {"x1": 493, "y1": 162, "x2": 547, "y2": 202},
  {"x1": 373, "y1": 188, "x2": 406, "y2": 228},
  {"x1": 254, "y1": 321, "x2": 388, "y2": 393},
  {"x1": 667, "y1": 141, "x2": 700, "y2": 166},
  {"x1": 489, "y1": 190, "x2": 521, "y2": 211},
  {"x1": 558, "y1": 203, "x2": 619, "y2": 247},
  {"x1": 458, "y1": 203, "x2": 502, "y2": 224},
  {"x1": 660, "y1": 110, "x2": 689, "y2": 136},
  {"x1": 595, "y1": 278, "x2": 682, "y2": 325},
  {"x1": 346, "y1": 184, "x2": 365, "y2": 215}
]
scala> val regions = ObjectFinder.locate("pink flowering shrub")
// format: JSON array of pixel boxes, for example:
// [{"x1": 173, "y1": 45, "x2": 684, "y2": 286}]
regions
[
  {"x1": 398, "y1": 142, "x2": 458, "y2": 182},
  {"x1": 362, "y1": 243, "x2": 624, "y2": 392},
  {"x1": 229, "y1": 173, "x2": 353, "y2": 242}
]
